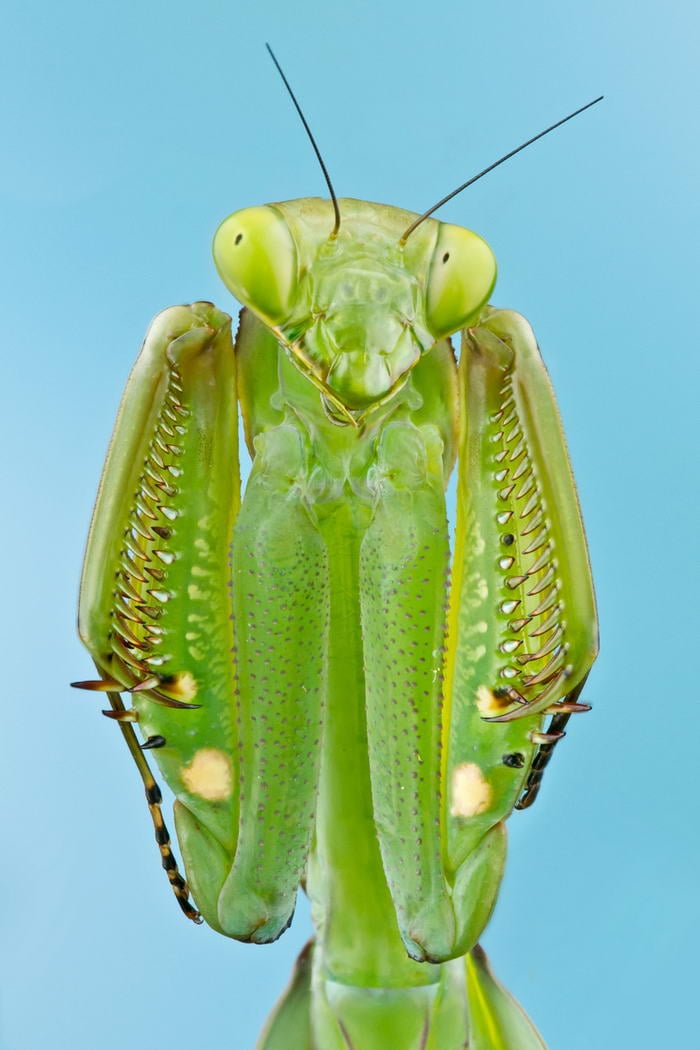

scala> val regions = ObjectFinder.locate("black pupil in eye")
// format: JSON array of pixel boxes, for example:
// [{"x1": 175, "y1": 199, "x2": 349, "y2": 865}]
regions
[
  {"x1": 442, "y1": 252, "x2": 450, "y2": 263},
  {"x1": 235, "y1": 233, "x2": 243, "y2": 245}
]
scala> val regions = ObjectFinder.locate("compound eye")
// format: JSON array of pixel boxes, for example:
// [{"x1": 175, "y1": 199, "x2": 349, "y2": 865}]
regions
[
  {"x1": 213, "y1": 206, "x2": 298, "y2": 324},
  {"x1": 425, "y1": 224, "x2": 497, "y2": 338}
]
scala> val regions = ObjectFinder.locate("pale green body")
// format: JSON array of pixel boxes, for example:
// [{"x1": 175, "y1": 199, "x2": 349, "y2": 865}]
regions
[{"x1": 77, "y1": 197, "x2": 597, "y2": 1048}]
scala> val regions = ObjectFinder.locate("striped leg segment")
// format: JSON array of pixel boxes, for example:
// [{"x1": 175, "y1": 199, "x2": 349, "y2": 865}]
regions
[
  {"x1": 107, "y1": 689, "x2": 202, "y2": 922},
  {"x1": 515, "y1": 673, "x2": 590, "y2": 810}
]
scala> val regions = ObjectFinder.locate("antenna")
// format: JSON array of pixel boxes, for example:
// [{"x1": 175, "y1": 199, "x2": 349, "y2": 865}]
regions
[
  {"x1": 400, "y1": 96, "x2": 603, "y2": 243},
  {"x1": 266, "y1": 43, "x2": 341, "y2": 237}
]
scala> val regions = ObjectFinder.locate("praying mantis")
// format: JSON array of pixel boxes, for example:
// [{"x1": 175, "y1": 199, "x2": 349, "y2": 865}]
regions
[{"x1": 74, "y1": 52, "x2": 600, "y2": 1049}]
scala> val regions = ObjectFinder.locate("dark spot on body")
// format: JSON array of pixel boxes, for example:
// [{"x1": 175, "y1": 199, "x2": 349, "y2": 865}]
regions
[{"x1": 502, "y1": 752, "x2": 526, "y2": 769}]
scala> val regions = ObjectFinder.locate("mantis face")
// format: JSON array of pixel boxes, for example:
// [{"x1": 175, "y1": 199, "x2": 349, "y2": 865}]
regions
[{"x1": 213, "y1": 198, "x2": 496, "y2": 417}]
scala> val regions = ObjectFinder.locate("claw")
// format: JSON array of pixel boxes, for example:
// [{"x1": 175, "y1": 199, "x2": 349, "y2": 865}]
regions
[
  {"x1": 128, "y1": 675, "x2": 162, "y2": 693},
  {"x1": 140, "y1": 735, "x2": 167, "y2": 750},
  {"x1": 482, "y1": 667, "x2": 569, "y2": 722},
  {"x1": 102, "y1": 708, "x2": 139, "y2": 722},
  {"x1": 127, "y1": 673, "x2": 201, "y2": 709},
  {"x1": 493, "y1": 685, "x2": 527, "y2": 704},
  {"x1": 543, "y1": 700, "x2": 591, "y2": 715},
  {"x1": 529, "y1": 729, "x2": 565, "y2": 745},
  {"x1": 71, "y1": 678, "x2": 121, "y2": 692},
  {"x1": 148, "y1": 694, "x2": 201, "y2": 710}
]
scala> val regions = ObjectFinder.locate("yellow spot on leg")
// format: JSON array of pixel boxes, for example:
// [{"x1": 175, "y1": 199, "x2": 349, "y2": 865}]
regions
[
  {"x1": 162, "y1": 671, "x2": 198, "y2": 702},
  {"x1": 450, "y1": 762, "x2": 492, "y2": 818},
  {"x1": 182, "y1": 749, "x2": 233, "y2": 802},
  {"x1": 187, "y1": 583, "x2": 208, "y2": 601},
  {"x1": 476, "y1": 683, "x2": 525, "y2": 717},
  {"x1": 476, "y1": 685, "x2": 501, "y2": 716}
]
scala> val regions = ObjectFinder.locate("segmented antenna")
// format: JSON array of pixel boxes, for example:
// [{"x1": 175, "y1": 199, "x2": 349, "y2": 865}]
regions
[
  {"x1": 266, "y1": 43, "x2": 341, "y2": 237},
  {"x1": 400, "y1": 96, "x2": 603, "y2": 243}
]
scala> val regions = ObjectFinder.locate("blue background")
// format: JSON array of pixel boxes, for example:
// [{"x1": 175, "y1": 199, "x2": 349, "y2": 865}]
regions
[{"x1": 2, "y1": 1, "x2": 697, "y2": 1047}]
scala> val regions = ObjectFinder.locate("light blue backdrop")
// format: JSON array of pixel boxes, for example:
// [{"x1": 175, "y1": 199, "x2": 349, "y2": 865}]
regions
[{"x1": 2, "y1": 1, "x2": 697, "y2": 1047}]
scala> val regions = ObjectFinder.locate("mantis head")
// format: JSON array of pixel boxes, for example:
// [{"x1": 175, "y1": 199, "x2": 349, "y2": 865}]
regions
[
  {"x1": 214, "y1": 50, "x2": 599, "y2": 424},
  {"x1": 213, "y1": 198, "x2": 496, "y2": 419}
]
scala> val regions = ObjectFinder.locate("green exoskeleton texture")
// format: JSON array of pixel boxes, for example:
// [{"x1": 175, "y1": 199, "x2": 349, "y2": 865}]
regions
[{"x1": 77, "y1": 196, "x2": 597, "y2": 1048}]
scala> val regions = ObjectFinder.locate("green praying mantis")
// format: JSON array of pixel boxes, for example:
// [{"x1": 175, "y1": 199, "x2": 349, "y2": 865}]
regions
[{"x1": 74, "y1": 52, "x2": 600, "y2": 1049}]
